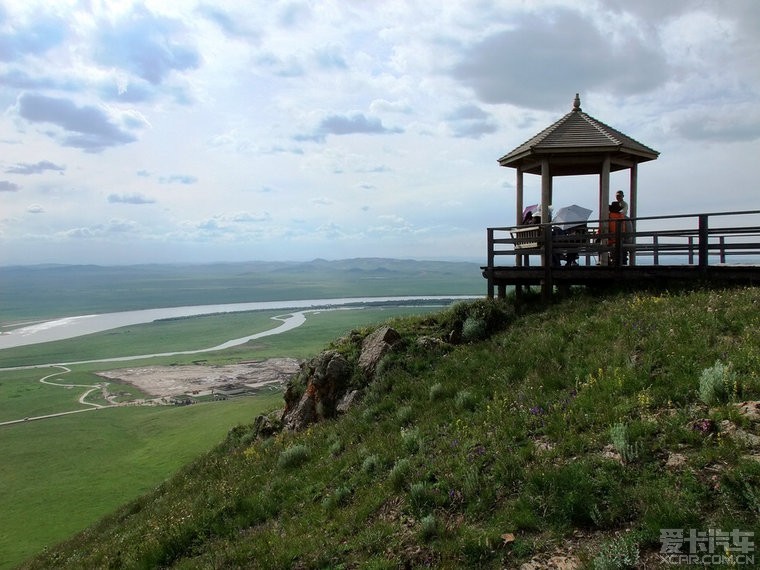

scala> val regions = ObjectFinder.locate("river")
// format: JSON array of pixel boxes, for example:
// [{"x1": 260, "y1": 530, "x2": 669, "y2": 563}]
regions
[{"x1": 0, "y1": 296, "x2": 475, "y2": 350}]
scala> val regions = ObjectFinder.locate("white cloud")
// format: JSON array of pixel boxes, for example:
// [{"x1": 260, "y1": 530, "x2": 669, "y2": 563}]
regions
[
  {"x1": 108, "y1": 193, "x2": 155, "y2": 204},
  {"x1": 0, "y1": 0, "x2": 758, "y2": 265}
]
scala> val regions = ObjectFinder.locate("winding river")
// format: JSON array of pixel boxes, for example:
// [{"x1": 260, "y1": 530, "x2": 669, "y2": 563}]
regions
[{"x1": 0, "y1": 296, "x2": 475, "y2": 351}]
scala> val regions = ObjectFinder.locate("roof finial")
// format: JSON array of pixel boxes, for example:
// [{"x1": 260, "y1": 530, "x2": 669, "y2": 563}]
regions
[{"x1": 573, "y1": 93, "x2": 581, "y2": 112}]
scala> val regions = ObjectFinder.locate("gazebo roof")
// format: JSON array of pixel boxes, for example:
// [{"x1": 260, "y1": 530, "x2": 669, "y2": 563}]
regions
[{"x1": 498, "y1": 94, "x2": 659, "y2": 176}]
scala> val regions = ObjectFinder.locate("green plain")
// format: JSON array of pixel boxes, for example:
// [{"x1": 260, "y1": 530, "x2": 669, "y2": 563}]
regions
[
  {"x1": 0, "y1": 396, "x2": 280, "y2": 569},
  {"x1": 0, "y1": 304, "x2": 447, "y2": 569}
]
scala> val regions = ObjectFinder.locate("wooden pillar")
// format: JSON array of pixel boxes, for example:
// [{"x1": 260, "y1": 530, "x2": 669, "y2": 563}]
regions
[
  {"x1": 540, "y1": 159, "x2": 551, "y2": 223},
  {"x1": 600, "y1": 155, "x2": 611, "y2": 223},
  {"x1": 540, "y1": 159, "x2": 551, "y2": 271},
  {"x1": 599, "y1": 155, "x2": 611, "y2": 265},
  {"x1": 516, "y1": 167, "x2": 524, "y2": 269},
  {"x1": 629, "y1": 163, "x2": 638, "y2": 222},
  {"x1": 542, "y1": 223, "x2": 553, "y2": 301},
  {"x1": 516, "y1": 167, "x2": 524, "y2": 225},
  {"x1": 629, "y1": 163, "x2": 638, "y2": 266}
]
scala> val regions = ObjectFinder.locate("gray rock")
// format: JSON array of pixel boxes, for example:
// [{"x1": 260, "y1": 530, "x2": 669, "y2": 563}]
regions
[
  {"x1": 358, "y1": 326, "x2": 401, "y2": 380},
  {"x1": 336, "y1": 389, "x2": 362, "y2": 414}
]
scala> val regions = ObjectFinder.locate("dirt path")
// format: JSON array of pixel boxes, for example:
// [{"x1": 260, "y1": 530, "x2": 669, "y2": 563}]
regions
[{"x1": 38, "y1": 365, "x2": 110, "y2": 408}]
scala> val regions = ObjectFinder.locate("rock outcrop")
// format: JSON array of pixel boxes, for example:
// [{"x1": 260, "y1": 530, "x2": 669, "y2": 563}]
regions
[
  {"x1": 277, "y1": 326, "x2": 402, "y2": 432},
  {"x1": 281, "y1": 350, "x2": 352, "y2": 431},
  {"x1": 358, "y1": 325, "x2": 401, "y2": 379}
]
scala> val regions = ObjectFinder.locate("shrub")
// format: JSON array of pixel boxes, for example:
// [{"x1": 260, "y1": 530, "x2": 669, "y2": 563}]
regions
[
  {"x1": 396, "y1": 405, "x2": 414, "y2": 426},
  {"x1": 409, "y1": 481, "x2": 435, "y2": 510},
  {"x1": 442, "y1": 298, "x2": 513, "y2": 343},
  {"x1": 455, "y1": 390, "x2": 477, "y2": 412},
  {"x1": 609, "y1": 422, "x2": 639, "y2": 463},
  {"x1": 698, "y1": 360, "x2": 736, "y2": 405},
  {"x1": 592, "y1": 534, "x2": 640, "y2": 569},
  {"x1": 362, "y1": 454, "x2": 380, "y2": 475},
  {"x1": 389, "y1": 458, "x2": 412, "y2": 491},
  {"x1": 429, "y1": 382, "x2": 446, "y2": 401},
  {"x1": 278, "y1": 445, "x2": 309, "y2": 469},
  {"x1": 401, "y1": 427, "x2": 421, "y2": 454},
  {"x1": 322, "y1": 485, "x2": 352, "y2": 511},
  {"x1": 420, "y1": 514, "x2": 438, "y2": 541},
  {"x1": 328, "y1": 438, "x2": 343, "y2": 457},
  {"x1": 462, "y1": 317, "x2": 487, "y2": 343}
]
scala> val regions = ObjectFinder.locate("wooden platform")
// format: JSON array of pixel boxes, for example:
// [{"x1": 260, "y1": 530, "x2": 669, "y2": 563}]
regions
[{"x1": 483, "y1": 210, "x2": 760, "y2": 299}]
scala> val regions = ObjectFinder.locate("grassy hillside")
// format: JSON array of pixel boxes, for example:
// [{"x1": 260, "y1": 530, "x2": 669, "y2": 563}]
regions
[
  {"x1": 0, "y1": 306, "x2": 448, "y2": 569},
  {"x1": 20, "y1": 287, "x2": 760, "y2": 569}
]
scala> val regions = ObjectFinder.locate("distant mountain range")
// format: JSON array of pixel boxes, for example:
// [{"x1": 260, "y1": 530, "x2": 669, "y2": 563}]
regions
[{"x1": 0, "y1": 259, "x2": 486, "y2": 322}]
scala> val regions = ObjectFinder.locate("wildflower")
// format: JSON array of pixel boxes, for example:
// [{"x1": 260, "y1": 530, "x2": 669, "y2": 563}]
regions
[{"x1": 691, "y1": 418, "x2": 715, "y2": 435}]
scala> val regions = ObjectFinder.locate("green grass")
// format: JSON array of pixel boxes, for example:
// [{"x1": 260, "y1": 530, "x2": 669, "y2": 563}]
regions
[
  {"x1": 17, "y1": 287, "x2": 760, "y2": 568},
  {"x1": 0, "y1": 394, "x2": 281, "y2": 569}
]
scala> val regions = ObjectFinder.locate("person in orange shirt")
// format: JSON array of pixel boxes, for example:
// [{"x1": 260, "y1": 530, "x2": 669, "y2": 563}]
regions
[{"x1": 608, "y1": 202, "x2": 629, "y2": 265}]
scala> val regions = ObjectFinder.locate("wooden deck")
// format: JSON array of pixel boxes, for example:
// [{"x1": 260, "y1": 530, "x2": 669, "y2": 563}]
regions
[{"x1": 483, "y1": 210, "x2": 760, "y2": 299}]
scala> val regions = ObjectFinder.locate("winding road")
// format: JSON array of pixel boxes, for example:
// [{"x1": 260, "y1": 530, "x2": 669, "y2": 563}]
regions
[{"x1": 0, "y1": 309, "x2": 323, "y2": 427}]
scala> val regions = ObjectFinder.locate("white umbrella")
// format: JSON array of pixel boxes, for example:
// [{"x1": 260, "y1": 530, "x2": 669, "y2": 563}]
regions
[{"x1": 553, "y1": 204, "x2": 593, "y2": 230}]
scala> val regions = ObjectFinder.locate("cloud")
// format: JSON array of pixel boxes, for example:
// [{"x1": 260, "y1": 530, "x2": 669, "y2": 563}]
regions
[
  {"x1": 451, "y1": 8, "x2": 668, "y2": 110},
  {"x1": 0, "y1": 181, "x2": 20, "y2": 192},
  {"x1": 93, "y1": 6, "x2": 201, "y2": 85},
  {"x1": 16, "y1": 93, "x2": 142, "y2": 152},
  {"x1": 0, "y1": 13, "x2": 66, "y2": 61},
  {"x1": 108, "y1": 193, "x2": 155, "y2": 205},
  {"x1": 5, "y1": 160, "x2": 65, "y2": 175},
  {"x1": 0, "y1": 69, "x2": 60, "y2": 89},
  {"x1": 99, "y1": 78, "x2": 158, "y2": 103},
  {"x1": 370, "y1": 99, "x2": 413, "y2": 114},
  {"x1": 445, "y1": 104, "x2": 498, "y2": 139},
  {"x1": 314, "y1": 45, "x2": 347, "y2": 70},
  {"x1": 255, "y1": 52, "x2": 305, "y2": 77},
  {"x1": 107, "y1": 219, "x2": 139, "y2": 232},
  {"x1": 230, "y1": 212, "x2": 271, "y2": 223},
  {"x1": 669, "y1": 104, "x2": 760, "y2": 142},
  {"x1": 296, "y1": 112, "x2": 404, "y2": 142},
  {"x1": 158, "y1": 174, "x2": 198, "y2": 185},
  {"x1": 278, "y1": 1, "x2": 312, "y2": 28},
  {"x1": 197, "y1": 4, "x2": 260, "y2": 40}
]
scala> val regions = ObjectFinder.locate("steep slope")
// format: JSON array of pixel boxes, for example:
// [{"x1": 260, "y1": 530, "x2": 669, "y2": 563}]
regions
[{"x1": 22, "y1": 288, "x2": 760, "y2": 569}]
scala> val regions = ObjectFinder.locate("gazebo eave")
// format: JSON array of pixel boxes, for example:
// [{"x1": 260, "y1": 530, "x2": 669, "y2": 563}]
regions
[{"x1": 503, "y1": 149, "x2": 657, "y2": 176}]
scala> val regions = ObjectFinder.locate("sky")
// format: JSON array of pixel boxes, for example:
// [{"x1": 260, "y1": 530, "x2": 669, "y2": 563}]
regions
[{"x1": 1, "y1": 0, "x2": 759, "y2": 266}]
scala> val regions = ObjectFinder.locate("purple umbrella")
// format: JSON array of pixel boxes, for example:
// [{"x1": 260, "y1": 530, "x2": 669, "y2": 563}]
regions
[{"x1": 522, "y1": 204, "x2": 539, "y2": 223}]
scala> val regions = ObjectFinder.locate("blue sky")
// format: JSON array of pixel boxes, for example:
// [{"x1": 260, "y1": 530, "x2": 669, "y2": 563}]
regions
[{"x1": 1, "y1": 0, "x2": 759, "y2": 265}]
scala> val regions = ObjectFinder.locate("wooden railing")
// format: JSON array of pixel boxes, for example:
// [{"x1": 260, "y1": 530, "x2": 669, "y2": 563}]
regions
[{"x1": 487, "y1": 210, "x2": 760, "y2": 270}]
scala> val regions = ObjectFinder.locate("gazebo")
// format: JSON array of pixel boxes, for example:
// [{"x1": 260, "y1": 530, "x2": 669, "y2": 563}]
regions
[{"x1": 497, "y1": 94, "x2": 659, "y2": 234}]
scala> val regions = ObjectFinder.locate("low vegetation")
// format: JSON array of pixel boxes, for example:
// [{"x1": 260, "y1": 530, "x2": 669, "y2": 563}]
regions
[{"x1": 20, "y1": 287, "x2": 760, "y2": 568}]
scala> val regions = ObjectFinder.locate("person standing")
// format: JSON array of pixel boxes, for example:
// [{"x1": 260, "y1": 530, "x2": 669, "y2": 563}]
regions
[
  {"x1": 608, "y1": 202, "x2": 630, "y2": 265},
  {"x1": 615, "y1": 191, "x2": 629, "y2": 216}
]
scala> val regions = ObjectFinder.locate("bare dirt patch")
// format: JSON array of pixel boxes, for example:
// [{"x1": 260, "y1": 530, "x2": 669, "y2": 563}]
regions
[{"x1": 95, "y1": 358, "x2": 301, "y2": 398}]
